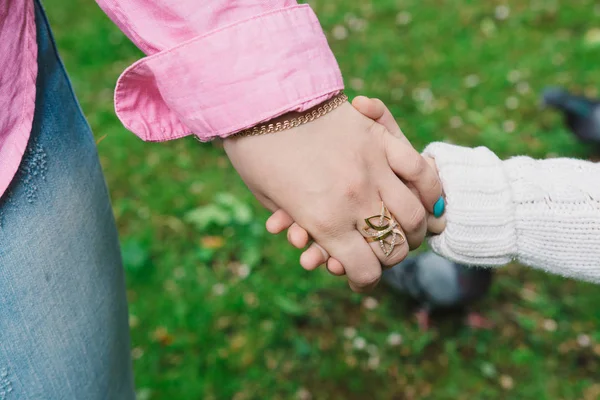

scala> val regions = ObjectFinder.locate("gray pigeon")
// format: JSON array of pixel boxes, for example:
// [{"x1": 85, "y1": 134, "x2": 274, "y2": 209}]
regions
[
  {"x1": 542, "y1": 87, "x2": 600, "y2": 145},
  {"x1": 382, "y1": 251, "x2": 493, "y2": 330}
]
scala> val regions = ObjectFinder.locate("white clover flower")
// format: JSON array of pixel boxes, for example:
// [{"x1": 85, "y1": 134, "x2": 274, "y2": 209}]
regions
[
  {"x1": 352, "y1": 337, "x2": 367, "y2": 350},
  {"x1": 387, "y1": 332, "x2": 403, "y2": 346},
  {"x1": 495, "y1": 5, "x2": 510, "y2": 20},
  {"x1": 332, "y1": 25, "x2": 348, "y2": 40},
  {"x1": 343, "y1": 327, "x2": 357, "y2": 339},
  {"x1": 396, "y1": 12, "x2": 412, "y2": 26}
]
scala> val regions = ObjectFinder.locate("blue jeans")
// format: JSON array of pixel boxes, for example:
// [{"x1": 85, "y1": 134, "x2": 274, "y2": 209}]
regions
[{"x1": 0, "y1": 1, "x2": 135, "y2": 399}]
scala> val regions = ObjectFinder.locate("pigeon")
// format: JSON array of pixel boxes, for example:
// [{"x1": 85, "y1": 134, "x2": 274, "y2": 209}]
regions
[
  {"x1": 541, "y1": 87, "x2": 600, "y2": 145},
  {"x1": 382, "y1": 251, "x2": 493, "y2": 331}
]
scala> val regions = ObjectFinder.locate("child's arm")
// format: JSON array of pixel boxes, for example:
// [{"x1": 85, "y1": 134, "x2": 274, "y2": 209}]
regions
[{"x1": 424, "y1": 142, "x2": 600, "y2": 283}]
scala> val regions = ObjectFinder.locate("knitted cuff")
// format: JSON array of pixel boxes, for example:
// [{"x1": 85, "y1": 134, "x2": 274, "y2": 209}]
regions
[{"x1": 422, "y1": 142, "x2": 517, "y2": 266}]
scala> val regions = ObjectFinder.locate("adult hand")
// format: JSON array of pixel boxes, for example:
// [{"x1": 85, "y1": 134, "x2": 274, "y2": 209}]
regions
[
  {"x1": 224, "y1": 99, "x2": 442, "y2": 291},
  {"x1": 264, "y1": 97, "x2": 447, "y2": 276}
]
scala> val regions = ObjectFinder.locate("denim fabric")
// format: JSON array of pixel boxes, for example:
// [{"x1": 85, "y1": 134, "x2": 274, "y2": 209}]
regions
[{"x1": 0, "y1": 1, "x2": 135, "y2": 398}]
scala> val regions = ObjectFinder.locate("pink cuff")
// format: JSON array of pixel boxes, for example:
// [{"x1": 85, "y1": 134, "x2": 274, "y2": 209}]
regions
[{"x1": 113, "y1": 4, "x2": 344, "y2": 142}]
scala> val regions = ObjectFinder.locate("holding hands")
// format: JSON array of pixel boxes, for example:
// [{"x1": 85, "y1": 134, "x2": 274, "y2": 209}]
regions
[{"x1": 224, "y1": 96, "x2": 445, "y2": 292}]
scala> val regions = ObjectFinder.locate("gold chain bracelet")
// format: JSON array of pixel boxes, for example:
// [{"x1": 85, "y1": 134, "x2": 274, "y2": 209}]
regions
[{"x1": 229, "y1": 92, "x2": 348, "y2": 139}]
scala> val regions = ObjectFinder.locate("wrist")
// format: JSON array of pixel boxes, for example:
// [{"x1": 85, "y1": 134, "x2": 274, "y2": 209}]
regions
[
  {"x1": 423, "y1": 142, "x2": 517, "y2": 266},
  {"x1": 223, "y1": 92, "x2": 348, "y2": 141}
]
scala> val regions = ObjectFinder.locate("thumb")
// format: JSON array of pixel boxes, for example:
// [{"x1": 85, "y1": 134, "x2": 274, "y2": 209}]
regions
[{"x1": 427, "y1": 213, "x2": 446, "y2": 234}]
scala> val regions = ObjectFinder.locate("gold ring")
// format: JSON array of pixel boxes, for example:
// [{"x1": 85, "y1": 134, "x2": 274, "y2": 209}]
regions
[{"x1": 361, "y1": 202, "x2": 406, "y2": 257}]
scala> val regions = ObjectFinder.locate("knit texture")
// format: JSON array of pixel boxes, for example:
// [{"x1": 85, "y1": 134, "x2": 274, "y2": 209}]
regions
[{"x1": 423, "y1": 142, "x2": 600, "y2": 283}]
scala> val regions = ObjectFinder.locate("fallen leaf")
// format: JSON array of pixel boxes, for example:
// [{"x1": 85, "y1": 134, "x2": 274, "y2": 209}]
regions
[
  {"x1": 95, "y1": 134, "x2": 108, "y2": 145},
  {"x1": 499, "y1": 374, "x2": 514, "y2": 390},
  {"x1": 151, "y1": 326, "x2": 174, "y2": 346},
  {"x1": 201, "y1": 235, "x2": 225, "y2": 249},
  {"x1": 584, "y1": 28, "x2": 600, "y2": 47}
]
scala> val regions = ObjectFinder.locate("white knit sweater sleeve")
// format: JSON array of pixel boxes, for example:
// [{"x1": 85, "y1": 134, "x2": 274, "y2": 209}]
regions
[{"x1": 422, "y1": 142, "x2": 600, "y2": 283}]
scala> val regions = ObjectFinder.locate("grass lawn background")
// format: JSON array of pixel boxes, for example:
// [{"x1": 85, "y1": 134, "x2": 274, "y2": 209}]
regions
[{"x1": 44, "y1": 0, "x2": 600, "y2": 398}]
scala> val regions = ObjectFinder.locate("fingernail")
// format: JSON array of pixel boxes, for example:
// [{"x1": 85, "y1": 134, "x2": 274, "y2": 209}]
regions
[{"x1": 433, "y1": 196, "x2": 445, "y2": 218}]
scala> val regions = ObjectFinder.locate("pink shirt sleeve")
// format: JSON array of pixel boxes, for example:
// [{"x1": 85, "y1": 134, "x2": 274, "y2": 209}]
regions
[{"x1": 94, "y1": 0, "x2": 344, "y2": 142}]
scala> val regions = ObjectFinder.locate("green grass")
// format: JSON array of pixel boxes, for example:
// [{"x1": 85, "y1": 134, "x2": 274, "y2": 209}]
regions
[{"x1": 45, "y1": 0, "x2": 599, "y2": 398}]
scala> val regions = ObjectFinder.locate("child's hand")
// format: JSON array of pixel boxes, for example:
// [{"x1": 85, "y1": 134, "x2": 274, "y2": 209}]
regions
[{"x1": 266, "y1": 96, "x2": 446, "y2": 275}]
